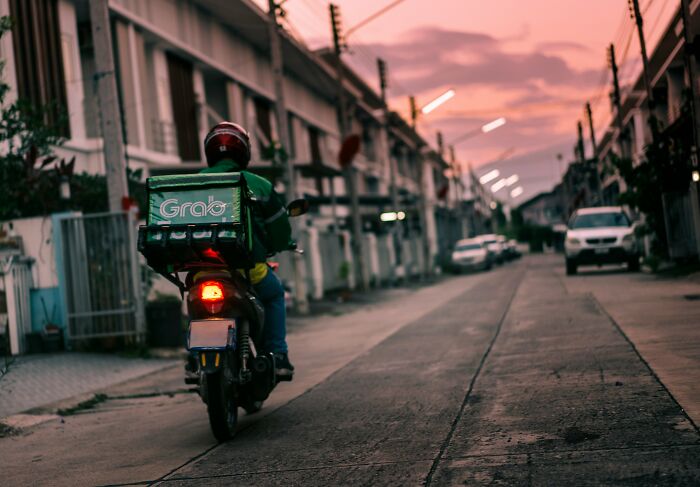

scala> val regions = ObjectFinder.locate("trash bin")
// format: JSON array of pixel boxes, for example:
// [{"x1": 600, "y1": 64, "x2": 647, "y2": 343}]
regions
[
  {"x1": 42, "y1": 324, "x2": 64, "y2": 353},
  {"x1": 146, "y1": 297, "x2": 184, "y2": 347},
  {"x1": 25, "y1": 332, "x2": 43, "y2": 354}
]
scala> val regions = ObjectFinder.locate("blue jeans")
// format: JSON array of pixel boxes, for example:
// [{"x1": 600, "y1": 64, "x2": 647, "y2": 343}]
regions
[{"x1": 252, "y1": 268, "x2": 288, "y2": 354}]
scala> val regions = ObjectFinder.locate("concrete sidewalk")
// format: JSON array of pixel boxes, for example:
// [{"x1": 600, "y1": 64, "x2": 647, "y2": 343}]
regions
[
  {"x1": 0, "y1": 275, "x2": 454, "y2": 423},
  {"x1": 559, "y1": 256, "x2": 700, "y2": 426},
  {"x1": 0, "y1": 353, "x2": 178, "y2": 419}
]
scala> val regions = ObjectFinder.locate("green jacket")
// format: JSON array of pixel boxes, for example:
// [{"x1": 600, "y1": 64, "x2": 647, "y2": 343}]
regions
[{"x1": 200, "y1": 159, "x2": 292, "y2": 260}]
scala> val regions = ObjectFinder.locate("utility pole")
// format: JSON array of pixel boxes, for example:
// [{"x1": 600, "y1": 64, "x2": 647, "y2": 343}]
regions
[
  {"x1": 576, "y1": 120, "x2": 585, "y2": 163},
  {"x1": 267, "y1": 0, "x2": 309, "y2": 313},
  {"x1": 585, "y1": 102, "x2": 597, "y2": 156},
  {"x1": 586, "y1": 101, "x2": 604, "y2": 204},
  {"x1": 680, "y1": 0, "x2": 700, "y2": 258},
  {"x1": 450, "y1": 145, "x2": 465, "y2": 238},
  {"x1": 330, "y1": 3, "x2": 368, "y2": 291},
  {"x1": 89, "y1": 0, "x2": 129, "y2": 212},
  {"x1": 378, "y1": 58, "x2": 403, "y2": 268},
  {"x1": 409, "y1": 96, "x2": 432, "y2": 278},
  {"x1": 629, "y1": 0, "x2": 659, "y2": 140},
  {"x1": 607, "y1": 44, "x2": 627, "y2": 158}
]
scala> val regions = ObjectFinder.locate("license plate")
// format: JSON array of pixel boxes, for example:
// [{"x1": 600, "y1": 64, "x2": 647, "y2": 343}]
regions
[
  {"x1": 595, "y1": 248, "x2": 610, "y2": 254},
  {"x1": 188, "y1": 319, "x2": 236, "y2": 350}
]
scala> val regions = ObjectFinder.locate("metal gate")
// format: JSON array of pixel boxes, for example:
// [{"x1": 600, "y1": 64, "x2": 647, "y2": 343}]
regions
[
  {"x1": 55, "y1": 211, "x2": 145, "y2": 344},
  {"x1": 662, "y1": 191, "x2": 698, "y2": 259}
]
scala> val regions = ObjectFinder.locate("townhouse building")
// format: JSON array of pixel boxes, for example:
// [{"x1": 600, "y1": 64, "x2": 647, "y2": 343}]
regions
[
  {"x1": 0, "y1": 0, "x2": 467, "y2": 353},
  {"x1": 594, "y1": 2, "x2": 700, "y2": 260}
]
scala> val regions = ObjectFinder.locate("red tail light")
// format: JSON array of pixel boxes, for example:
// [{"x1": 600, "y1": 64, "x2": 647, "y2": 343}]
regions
[{"x1": 200, "y1": 281, "x2": 224, "y2": 303}]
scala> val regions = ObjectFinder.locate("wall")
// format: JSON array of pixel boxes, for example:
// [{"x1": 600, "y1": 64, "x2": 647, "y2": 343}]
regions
[
  {"x1": 3, "y1": 217, "x2": 58, "y2": 288},
  {"x1": 1, "y1": 217, "x2": 65, "y2": 330}
]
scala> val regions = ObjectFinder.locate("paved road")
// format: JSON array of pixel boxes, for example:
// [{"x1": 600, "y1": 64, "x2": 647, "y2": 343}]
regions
[{"x1": 2, "y1": 255, "x2": 699, "y2": 486}]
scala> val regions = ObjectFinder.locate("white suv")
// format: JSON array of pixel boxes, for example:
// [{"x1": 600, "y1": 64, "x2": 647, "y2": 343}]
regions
[
  {"x1": 564, "y1": 206, "x2": 639, "y2": 275},
  {"x1": 451, "y1": 238, "x2": 492, "y2": 272}
]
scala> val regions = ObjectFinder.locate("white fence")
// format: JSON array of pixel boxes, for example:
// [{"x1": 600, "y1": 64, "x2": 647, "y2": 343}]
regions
[
  {"x1": 273, "y1": 229, "x2": 428, "y2": 299},
  {"x1": 0, "y1": 255, "x2": 34, "y2": 355}
]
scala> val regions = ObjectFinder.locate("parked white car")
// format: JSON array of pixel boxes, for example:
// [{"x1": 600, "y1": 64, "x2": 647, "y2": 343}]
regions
[
  {"x1": 477, "y1": 234, "x2": 505, "y2": 264},
  {"x1": 505, "y1": 239, "x2": 521, "y2": 259},
  {"x1": 451, "y1": 238, "x2": 492, "y2": 272},
  {"x1": 564, "y1": 206, "x2": 640, "y2": 275}
]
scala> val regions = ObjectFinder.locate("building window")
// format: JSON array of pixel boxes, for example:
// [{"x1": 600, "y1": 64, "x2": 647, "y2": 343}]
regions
[
  {"x1": 166, "y1": 52, "x2": 200, "y2": 161},
  {"x1": 254, "y1": 97, "x2": 272, "y2": 154},
  {"x1": 309, "y1": 126, "x2": 322, "y2": 164},
  {"x1": 9, "y1": 0, "x2": 69, "y2": 136},
  {"x1": 362, "y1": 123, "x2": 376, "y2": 161}
]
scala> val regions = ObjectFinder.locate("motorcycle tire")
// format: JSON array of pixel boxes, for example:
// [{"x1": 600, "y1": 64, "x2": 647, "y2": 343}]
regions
[
  {"x1": 205, "y1": 370, "x2": 238, "y2": 442},
  {"x1": 241, "y1": 399, "x2": 263, "y2": 415}
]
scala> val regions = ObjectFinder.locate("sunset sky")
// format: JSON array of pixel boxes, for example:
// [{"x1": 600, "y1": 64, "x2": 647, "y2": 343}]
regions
[{"x1": 255, "y1": 0, "x2": 677, "y2": 201}]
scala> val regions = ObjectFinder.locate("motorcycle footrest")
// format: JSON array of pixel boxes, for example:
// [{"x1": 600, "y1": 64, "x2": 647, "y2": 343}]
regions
[
  {"x1": 275, "y1": 374, "x2": 293, "y2": 382},
  {"x1": 184, "y1": 376, "x2": 199, "y2": 385}
]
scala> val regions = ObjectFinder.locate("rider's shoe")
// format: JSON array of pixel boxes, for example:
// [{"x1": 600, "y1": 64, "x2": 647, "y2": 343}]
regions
[
  {"x1": 184, "y1": 354, "x2": 199, "y2": 385},
  {"x1": 273, "y1": 353, "x2": 294, "y2": 380}
]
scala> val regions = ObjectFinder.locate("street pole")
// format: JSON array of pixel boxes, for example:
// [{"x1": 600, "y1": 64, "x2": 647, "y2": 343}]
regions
[
  {"x1": 586, "y1": 101, "x2": 604, "y2": 204},
  {"x1": 450, "y1": 145, "x2": 465, "y2": 239},
  {"x1": 608, "y1": 44, "x2": 627, "y2": 159},
  {"x1": 585, "y1": 102, "x2": 598, "y2": 156},
  {"x1": 679, "y1": 0, "x2": 700, "y2": 258},
  {"x1": 89, "y1": 0, "x2": 129, "y2": 212},
  {"x1": 267, "y1": 0, "x2": 309, "y2": 314},
  {"x1": 577, "y1": 120, "x2": 585, "y2": 163},
  {"x1": 409, "y1": 97, "x2": 432, "y2": 278},
  {"x1": 378, "y1": 58, "x2": 403, "y2": 268},
  {"x1": 630, "y1": 0, "x2": 659, "y2": 140},
  {"x1": 330, "y1": 4, "x2": 368, "y2": 291}
]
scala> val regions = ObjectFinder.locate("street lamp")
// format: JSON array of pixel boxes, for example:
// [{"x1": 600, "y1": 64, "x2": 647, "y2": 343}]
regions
[
  {"x1": 345, "y1": 0, "x2": 409, "y2": 38},
  {"x1": 479, "y1": 169, "x2": 500, "y2": 184},
  {"x1": 490, "y1": 174, "x2": 519, "y2": 193},
  {"x1": 410, "y1": 89, "x2": 457, "y2": 125},
  {"x1": 421, "y1": 89, "x2": 455, "y2": 115},
  {"x1": 504, "y1": 174, "x2": 519, "y2": 186},
  {"x1": 482, "y1": 117, "x2": 507, "y2": 133},
  {"x1": 451, "y1": 117, "x2": 507, "y2": 146}
]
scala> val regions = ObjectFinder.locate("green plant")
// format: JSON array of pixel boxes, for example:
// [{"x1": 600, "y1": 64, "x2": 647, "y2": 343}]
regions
[
  {"x1": 0, "y1": 15, "x2": 146, "y2": 220},
  {"x1": 338, "y1": 261, "x2": 351, "y2": 280}
]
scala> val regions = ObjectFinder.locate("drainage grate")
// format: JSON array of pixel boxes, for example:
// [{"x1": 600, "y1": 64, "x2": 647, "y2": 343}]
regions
[{"x1": 683, "y1": 294, "x2": 700, "y2": 301}]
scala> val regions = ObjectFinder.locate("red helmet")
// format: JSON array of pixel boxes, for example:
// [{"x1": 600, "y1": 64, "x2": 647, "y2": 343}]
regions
[{"x1": 204, "y1": 122, "x2": 251, "y2": 168}]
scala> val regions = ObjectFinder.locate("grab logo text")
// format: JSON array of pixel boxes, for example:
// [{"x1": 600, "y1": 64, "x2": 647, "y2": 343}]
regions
[{"x1": 160, "y1": 196, "x2": 227, "y2": 219}]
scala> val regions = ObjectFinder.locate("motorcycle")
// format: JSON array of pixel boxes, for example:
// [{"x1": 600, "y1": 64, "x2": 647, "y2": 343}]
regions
[{"x1": 140, "y1": 197, "x2": 309, "y2": 442}]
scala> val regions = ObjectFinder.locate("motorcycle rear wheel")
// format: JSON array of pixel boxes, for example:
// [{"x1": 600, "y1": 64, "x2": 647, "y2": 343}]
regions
[{"x1": 205, "y1": 371, "x2": 238, "y2": 442}]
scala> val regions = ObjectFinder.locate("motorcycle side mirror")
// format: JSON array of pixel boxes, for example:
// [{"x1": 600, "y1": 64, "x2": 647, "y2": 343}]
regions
[{"x1": 287, "y1": 199, "x2": 310, "y2": 217}]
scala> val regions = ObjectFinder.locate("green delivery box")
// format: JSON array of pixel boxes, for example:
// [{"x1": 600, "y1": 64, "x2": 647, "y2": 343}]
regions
[{"x1": 139, "y1": 173, "x2": 254, "y2": 270}]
